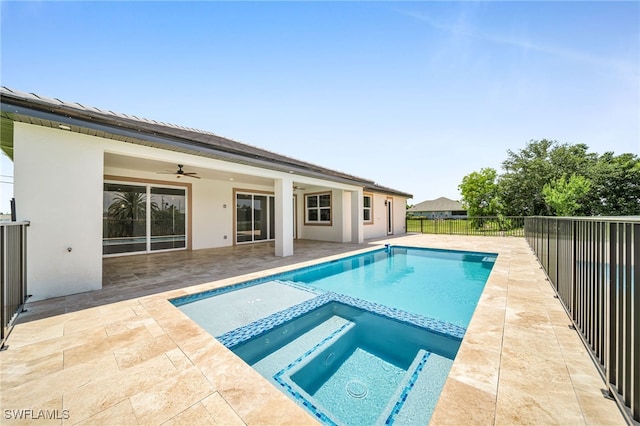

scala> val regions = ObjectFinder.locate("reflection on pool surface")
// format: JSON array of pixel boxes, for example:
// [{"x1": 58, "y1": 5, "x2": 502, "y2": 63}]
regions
[{"x1": 172, "y1": 246, "x2": 496, "y2": 425}]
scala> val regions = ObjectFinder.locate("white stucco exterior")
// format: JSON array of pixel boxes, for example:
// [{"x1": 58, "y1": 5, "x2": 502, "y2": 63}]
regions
[
  {"x1": 11, "y1": 119, "x2": 409, "y2": 301},
  {"x1": 362, "y1": 193, "x2": 407, "y2": 238},
  {"x1": 14, "y1": 123, "x2": 103, "y2": 299}
]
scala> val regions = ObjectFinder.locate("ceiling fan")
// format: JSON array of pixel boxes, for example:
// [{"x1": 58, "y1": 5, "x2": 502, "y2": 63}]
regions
[{"x1": 158, "y1": 164, "x2": 200, "y2": 179}]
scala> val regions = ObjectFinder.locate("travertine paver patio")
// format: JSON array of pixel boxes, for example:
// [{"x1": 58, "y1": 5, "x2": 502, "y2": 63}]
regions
[{"x1": 0, "y1": 235, "x2": 625, "y2": 425}]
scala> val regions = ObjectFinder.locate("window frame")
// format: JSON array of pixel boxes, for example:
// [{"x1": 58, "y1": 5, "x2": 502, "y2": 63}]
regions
[
  {"x1": 102, "y1": 176, "x2": 191, "y2": 256},
  {"x1": 363, "y1": 193, "x2": 374, "y2": 224},
  {"x1": 305, "y1": 191, "x2": 332, "y2": 226},
  {"x1": 234, "y1": 189, "x2": 276, "y2": 245}
]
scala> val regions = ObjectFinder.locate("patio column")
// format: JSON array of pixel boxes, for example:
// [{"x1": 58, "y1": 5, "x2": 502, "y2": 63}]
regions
[
  {"x1": 274, "y1": 177, "x2": 294, "y2": 256},
  {"x1": 351, "y1": 189, "x2": 364, "y2": 244}
]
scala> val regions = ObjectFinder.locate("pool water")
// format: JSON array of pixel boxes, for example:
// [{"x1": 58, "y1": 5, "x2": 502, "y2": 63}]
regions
[
  {"x1": 300, "y1": 346, "x2": 406, "y2": 424},
  {"x1": 232, "y1": 301, "x2": 458, "y2": 425},
  {"x1": 286, "y1": 246, "x2": 495, "y2": 327},
  {"x1": 172, "y1": 246, "x2": 496, "y2": 425}
]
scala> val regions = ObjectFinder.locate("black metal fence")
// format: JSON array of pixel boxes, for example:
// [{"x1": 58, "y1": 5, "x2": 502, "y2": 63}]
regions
[
  {"x1": 1, "y1": 221, "x2": 29, "y2": 349},
  {"x1": 406, "y1": 216, "x2": 525, "y2": 237},
  {"x1": 525, "y1": 216, "x2": 639, "y2": 422}
]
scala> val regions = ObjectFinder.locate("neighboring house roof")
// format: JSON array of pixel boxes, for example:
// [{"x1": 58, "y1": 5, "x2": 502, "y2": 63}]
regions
[
  {"x1": 409, "y1": 197, "x2": 465, "y2": 212},
  {"x1": 0, "y1": 87, "x2": 412, "y2": 198}
]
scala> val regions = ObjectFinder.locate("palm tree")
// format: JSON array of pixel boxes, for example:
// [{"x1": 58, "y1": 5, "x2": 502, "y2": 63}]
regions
[{"x1": 106, "y1": 191, "x2": 157, "y2": 238}]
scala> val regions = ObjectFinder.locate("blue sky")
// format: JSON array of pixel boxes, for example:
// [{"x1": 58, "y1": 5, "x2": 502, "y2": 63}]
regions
[{"x1": 1, "y1": 1, "x2": 639, "y2": 212}]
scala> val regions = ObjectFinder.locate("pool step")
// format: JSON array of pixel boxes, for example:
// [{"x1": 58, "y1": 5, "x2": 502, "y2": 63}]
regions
[
  {"x1": 272, "y1": 331, "x2": 448, "y2": 426},
  {"x1": 380, "y1": 352, "x2": 453, "y2": 425},
  {"x1": 250, "y1": 314, "x2": 355, "y2": 380}
]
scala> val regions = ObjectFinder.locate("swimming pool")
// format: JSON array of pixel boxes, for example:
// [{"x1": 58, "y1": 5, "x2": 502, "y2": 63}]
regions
[{"x1": 172, "y1": 246, "x2": 496, "y2": 425}]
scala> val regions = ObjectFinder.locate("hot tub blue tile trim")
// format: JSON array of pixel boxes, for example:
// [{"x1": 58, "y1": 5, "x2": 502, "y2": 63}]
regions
[
  {"x1": 216, "y1": 289, "x2": 465, "y2": 349},
  {"x1": 269, "y1": 322, "x2": 350, "y2": 426},
  {"x1": 384, "y1": 351, "x2": 431, "y2": 425}
]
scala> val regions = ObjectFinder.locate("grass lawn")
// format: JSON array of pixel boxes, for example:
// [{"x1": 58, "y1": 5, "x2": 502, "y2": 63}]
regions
[{"x1": 406, "y1": 218, "x2": 524, "y2": 237}]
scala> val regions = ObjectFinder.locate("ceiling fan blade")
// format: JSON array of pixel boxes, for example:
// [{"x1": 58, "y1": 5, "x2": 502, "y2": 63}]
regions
[
  {"x1": 182, "y1": 173, "x2": 201, "y2": 179},
  {"x1": 156, "y1": 164, "x2": 200, "y2": 178}
]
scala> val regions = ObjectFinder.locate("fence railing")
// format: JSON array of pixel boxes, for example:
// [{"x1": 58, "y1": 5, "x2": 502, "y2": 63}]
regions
[
  {"x1": 406, "y1": 216, "x2": 524, "y2": 237},
  {"x1": 1, "y1": 221, "x2": 29, "y2": 349},
  {"x1": 524, "y1": 216, "x2": 639, "y2": 422}
]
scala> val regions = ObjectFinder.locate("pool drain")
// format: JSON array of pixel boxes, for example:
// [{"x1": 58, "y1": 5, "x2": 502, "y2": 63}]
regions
[{"x1": 346, "y1": 380, "x2": 368, "y2": 399}]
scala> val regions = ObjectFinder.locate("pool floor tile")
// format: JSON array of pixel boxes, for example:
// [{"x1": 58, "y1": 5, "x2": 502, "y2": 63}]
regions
[
  {"x1": 62, "y1": 354, "x2": 179, "y2": 422},
  {"x1": 73, "y1": 399, "x2": 138, "y2": 426},
  {"x1": 200, "y1": 392, "x2": 247, "y2": 426},
  {"x1": 447, "y1": 342, "x2": 501, "y2": 396},
  {"x1": 128, "y1": 368, "x2": 216, "y2": 424},
  {"x1": 237, "y1": 389, "x2": 318, "y2": 426},
  {"x1": 162, "y1": 401, "x2": 219, "y2": 425},
  {"x1": 113, "y1": 333, "x2": 176, "y2": 370},
  {"x1": 429, "y1": 377, "x2": 497, "y2": 425},
  {"x1": 495, "y1": 386, "x2": 585, "y2": 425}
]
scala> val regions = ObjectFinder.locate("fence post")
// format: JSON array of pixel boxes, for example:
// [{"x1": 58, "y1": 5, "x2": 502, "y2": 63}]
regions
[
  {"x1": 1, "y1": 222, "x2": 30, "y2": 350},
  {"x1": 632, "y1": 223, "x2": 639, "y2": 419},
  {"x1": 1, "y1": 225, "x2": 5, "y2": 343},
  {"x1": 605, "y1": 222, "x2": 618, "y2": 396}
]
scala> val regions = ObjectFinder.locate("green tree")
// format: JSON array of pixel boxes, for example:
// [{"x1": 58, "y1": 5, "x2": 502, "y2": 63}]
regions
[
  {"x1": 587, "y1": 152, "x2": 640, "y2": 215},
  {"x1": 458, "y1": 168, "x2": 501, "y2": 217},
  {"x1": 542, "y1": 174, "x2": 592, "y2": 216},
  {"x1": 106, "y1": 191, "x2": 157, "y2": 238},
  {"x1": 498, "y1": 140, "x2": 597, "y2": 215}
]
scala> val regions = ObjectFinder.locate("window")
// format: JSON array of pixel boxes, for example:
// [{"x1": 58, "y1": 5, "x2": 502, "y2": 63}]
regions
[
  {"x1": 305, "y1": 192, "x2": 331, "y2": 224},
  {"x1": 363, "y1": 193, "x2": 373, "y2": 224},
  {"x1": 103, "y1": 182, "x2": 187, "y2": 255}
]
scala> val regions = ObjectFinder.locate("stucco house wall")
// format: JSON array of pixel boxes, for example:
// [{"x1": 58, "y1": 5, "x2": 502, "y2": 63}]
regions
[
  {"x1": 4, "y1": 87, "x2": 412, "y2": 301},
  {"x1": 15, "y1": 123, "x2": 104, "y2": 299},
  {"x1": 360, "y1": 193, "x2": 407, "y2": 238}
]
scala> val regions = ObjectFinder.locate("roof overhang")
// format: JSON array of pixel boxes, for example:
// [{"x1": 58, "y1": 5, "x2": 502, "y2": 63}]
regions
[{"x1": 0, "y1": 87, "x2": 413, "y2": 198}]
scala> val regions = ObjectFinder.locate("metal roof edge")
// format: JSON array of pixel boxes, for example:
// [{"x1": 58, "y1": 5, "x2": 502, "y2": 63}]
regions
[
  {"x1": 364, "y1": 184, "x2": 413, "y2": 199},
  {"x1": 0, "y1": 87, "x2": 412, "y2": 195},
  {"x1": 0, "y1": 101, "x2": 368, "y2": 187}
]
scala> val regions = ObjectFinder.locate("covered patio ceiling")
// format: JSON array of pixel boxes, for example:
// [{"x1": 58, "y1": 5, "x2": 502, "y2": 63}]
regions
[{"x1": 104, "y1": 152, "x2": 324, "y2": 192}]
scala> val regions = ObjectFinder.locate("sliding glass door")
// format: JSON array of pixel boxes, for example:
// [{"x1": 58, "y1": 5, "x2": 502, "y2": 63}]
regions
[
  {"x1": 236, "y1": 192, "x2": 275, "y2": 244},
  {"x1": 103, "y1": 182, "x2": 186, "y2": 255},
  {"x1": 103, "y1": 183, "x2": 147, "y2": 254},
  {"x1": 150, "y1": 187, "x2": 186, "y2": 251}
]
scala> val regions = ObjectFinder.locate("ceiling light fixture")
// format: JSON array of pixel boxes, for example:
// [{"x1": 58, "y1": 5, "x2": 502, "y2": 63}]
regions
[{"x1": 58, "y1": 124, "x2": 71, "y2": 130}]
